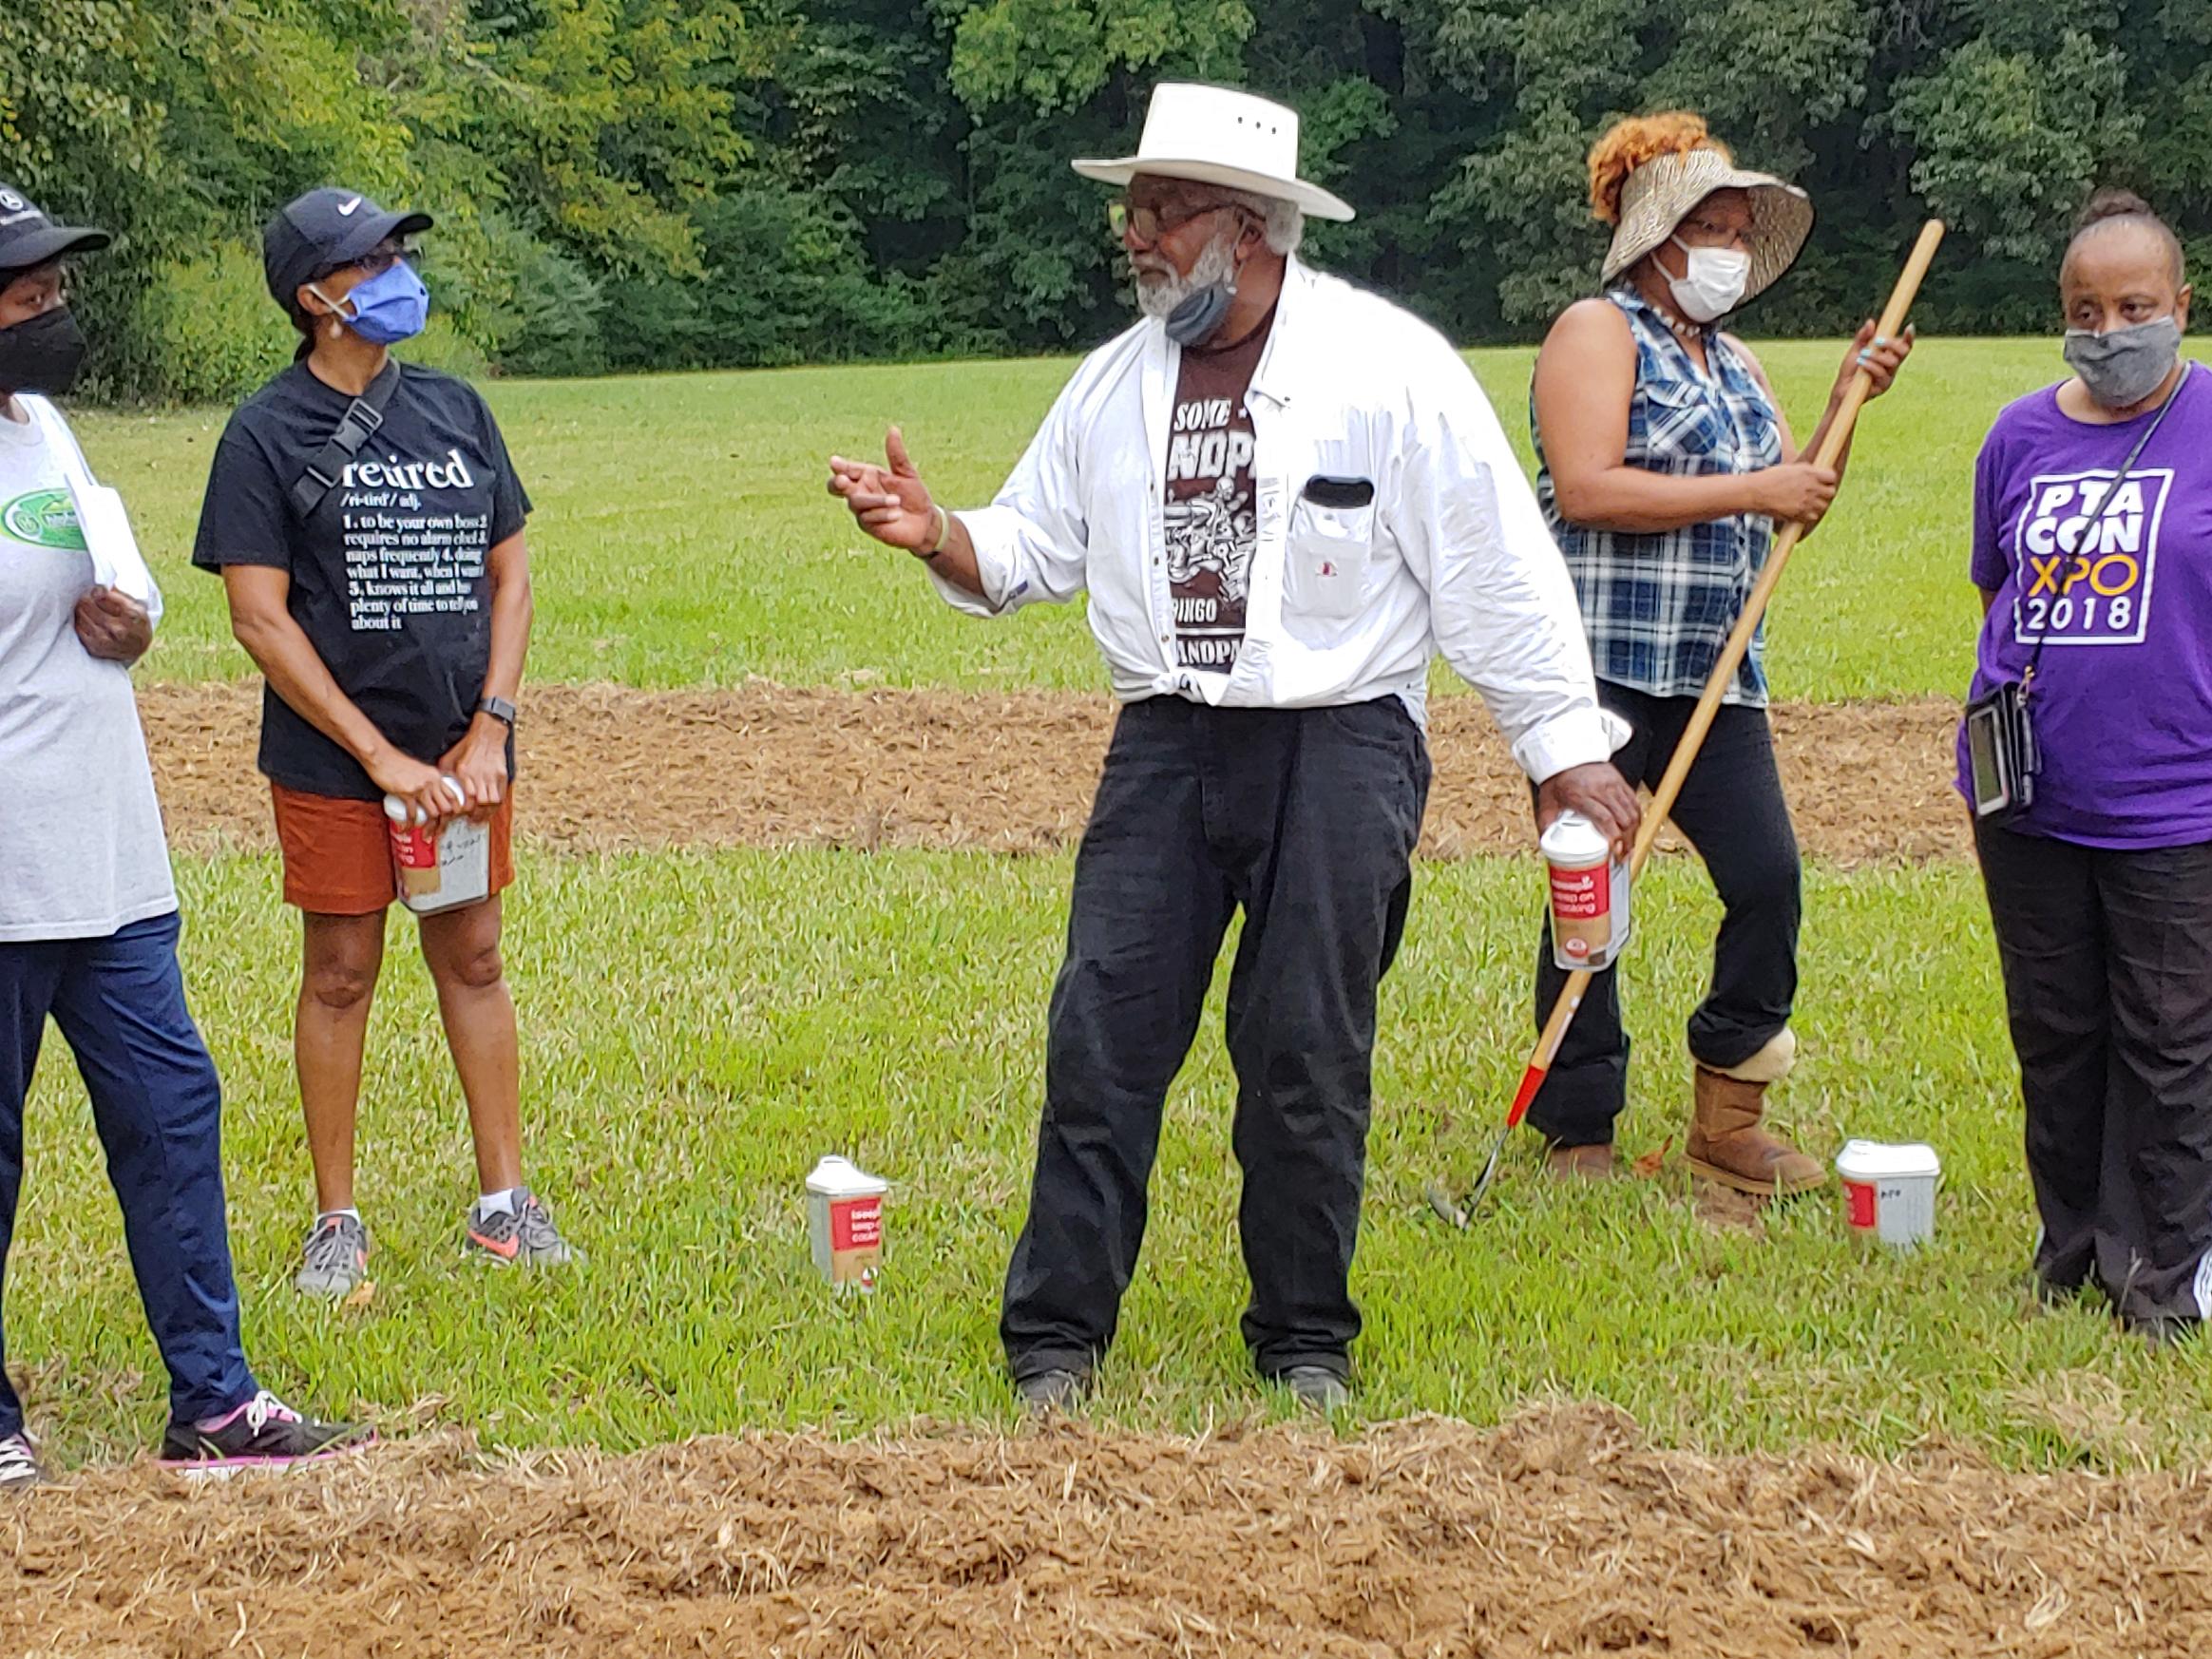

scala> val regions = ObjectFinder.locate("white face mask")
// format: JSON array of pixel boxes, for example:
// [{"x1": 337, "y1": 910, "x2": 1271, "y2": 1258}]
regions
[{"x1": 1666, "y1": 236, "x2": 1751, "y2": 323}]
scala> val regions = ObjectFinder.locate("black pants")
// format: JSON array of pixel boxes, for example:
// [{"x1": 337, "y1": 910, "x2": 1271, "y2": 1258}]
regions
[
  {"x1": 1001, "y1": 696, "x2": 1430, "y2": 1383},
  {"x1": 1528, "y1": 681, "x2": 1801, "y2": 1147},
  {"x1": 1974, "y1": 821, "x2": 2212, "y2": 1325}
]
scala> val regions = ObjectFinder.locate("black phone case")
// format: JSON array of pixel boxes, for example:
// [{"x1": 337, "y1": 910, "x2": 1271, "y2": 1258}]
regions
[
  {"x1": 1966, "y1": 681, "x2": 2037, "y2": 822},
  {"x1": 1301, "y1": 475, "x2": 1375, "y2": 508}
]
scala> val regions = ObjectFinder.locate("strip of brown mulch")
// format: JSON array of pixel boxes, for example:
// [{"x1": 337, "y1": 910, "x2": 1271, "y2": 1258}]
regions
[
  {"x1": 141, "y1": 681, "x2": 1972, "y2": 864},
  {"x1": 3, "y1": 1406, "x2": 2200, "y2": 1658}
]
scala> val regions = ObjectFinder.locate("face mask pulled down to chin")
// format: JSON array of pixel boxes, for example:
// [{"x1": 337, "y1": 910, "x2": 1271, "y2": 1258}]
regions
[
  {"x1": 0, "y1": 305, "x2": 89, "y2": 397},
  {"x1": 1136, "y1": 230, "x2": 1244, "y2": 347},
  {"x1": 2065, "y1": 315, "x2": 2184, "y2": 410}
]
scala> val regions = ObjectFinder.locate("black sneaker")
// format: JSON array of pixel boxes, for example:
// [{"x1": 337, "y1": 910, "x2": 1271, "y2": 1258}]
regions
[
  {"x1": 159, "y1": 1390, "x2": 373, "y2": 1475},
  {"x1": 2128, "y1": 1313, "x2": 2202, "y2": 1350},
  {"x1": 0, "y1": 1431, "x2": 43, "y2": 1493}
]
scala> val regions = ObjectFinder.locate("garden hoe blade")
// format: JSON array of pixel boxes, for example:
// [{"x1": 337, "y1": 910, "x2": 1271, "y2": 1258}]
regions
[{"x1": 1424, "y1": 1173, "x2": 1472, "y2": 1230}]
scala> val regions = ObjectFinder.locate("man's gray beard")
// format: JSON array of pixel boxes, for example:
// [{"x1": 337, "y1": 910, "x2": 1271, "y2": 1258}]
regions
[{"x1": 1133, "y1": 232, "x2": 1240, "y2": 319}]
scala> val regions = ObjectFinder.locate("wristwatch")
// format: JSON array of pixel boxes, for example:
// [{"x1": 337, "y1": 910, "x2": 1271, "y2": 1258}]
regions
[{"x1": 477, "y1": 696, "x2": 517, "y2": 730}]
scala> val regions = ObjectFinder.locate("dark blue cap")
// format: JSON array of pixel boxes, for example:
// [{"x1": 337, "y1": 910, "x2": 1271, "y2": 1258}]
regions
[
  {"x1": 263, "y1": 187, "x2": 433, "y2": 313},
  {"x1": 0, "y1": 183, "x2": 110, "y2": 275}
]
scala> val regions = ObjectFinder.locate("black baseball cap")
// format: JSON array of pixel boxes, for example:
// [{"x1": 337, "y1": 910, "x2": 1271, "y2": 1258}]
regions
[
  {"x1": 0, "y1": 184, "x2": 111, "y2": 275},
  {"x1": 263, "y1": 187, "x2": 433, "y2": 313}
]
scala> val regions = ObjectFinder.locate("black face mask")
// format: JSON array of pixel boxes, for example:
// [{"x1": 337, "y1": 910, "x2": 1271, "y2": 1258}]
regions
[{"x1": 0, "y1": 304, "x2": 89, "y2": 396}]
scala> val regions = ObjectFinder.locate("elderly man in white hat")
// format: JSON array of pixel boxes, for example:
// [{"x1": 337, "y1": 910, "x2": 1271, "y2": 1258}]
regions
[{"x1": 830, "y1": 82, "x2": 1638, "y2": 1412}]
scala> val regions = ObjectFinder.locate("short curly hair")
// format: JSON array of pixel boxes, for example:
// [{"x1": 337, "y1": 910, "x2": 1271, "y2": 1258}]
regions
[{"x1": 1587, "y1": 112, "x2": 1726, "y2": 225}]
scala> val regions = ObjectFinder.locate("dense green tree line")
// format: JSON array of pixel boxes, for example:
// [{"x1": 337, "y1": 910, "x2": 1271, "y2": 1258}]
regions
[{"x1": 5, "y1": 0, "x2": 2206, "y2": 400}]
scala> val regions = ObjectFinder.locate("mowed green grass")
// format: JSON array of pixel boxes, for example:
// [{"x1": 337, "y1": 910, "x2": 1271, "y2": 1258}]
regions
[
  {"x1": 77, "y1": 337, "x2": 2212, "y2": 701},
  {"x1": 13, "y1": 849, "x2": 2207, "y2": 1472},
  {"x1": 22, "y1": 339, "x2": 2207, "y2": 1476}
]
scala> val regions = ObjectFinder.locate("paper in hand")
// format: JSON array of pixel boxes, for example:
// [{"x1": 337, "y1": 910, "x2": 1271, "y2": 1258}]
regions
[
  {"x1": 73, "y1": 482, "x2": 161, "y2": 614},
  {"x1": 24, "y1": 394, "x2": 163, "y2": 622}
]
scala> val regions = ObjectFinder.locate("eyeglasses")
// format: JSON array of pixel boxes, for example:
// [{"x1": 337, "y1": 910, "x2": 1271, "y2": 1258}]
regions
[
  {"x1": 322, "y1": 244, "x2": 409, "y2": 282},
  {"x1": 351, "y1": 245, "x2": 410, "y2": 276},
  {"x1": 1107, "y1": 199, "x2": 1249, "y2": 244}
]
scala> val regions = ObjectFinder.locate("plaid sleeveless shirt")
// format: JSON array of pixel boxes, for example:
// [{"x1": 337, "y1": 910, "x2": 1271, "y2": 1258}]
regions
[{"x1": 1533, "y1": 287, "x2": 1785, "y2": 706}]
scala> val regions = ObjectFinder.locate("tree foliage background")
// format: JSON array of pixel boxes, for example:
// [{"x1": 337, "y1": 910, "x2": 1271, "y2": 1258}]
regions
[{"x1": 5, "y1": 0, "x2": 2206, "y2": 400}]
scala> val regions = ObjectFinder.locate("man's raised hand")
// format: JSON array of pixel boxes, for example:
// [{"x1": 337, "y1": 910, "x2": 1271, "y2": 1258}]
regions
[{"x1": 828, "y1": 426, "x2": 938, "y2": 552}]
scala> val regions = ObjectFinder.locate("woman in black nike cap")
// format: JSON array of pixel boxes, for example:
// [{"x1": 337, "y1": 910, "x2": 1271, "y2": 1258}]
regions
[
  {"x1": 0, "y1": 183, "x2": 365, "y2": 1488},
  {"x1": 192, "y1": 188, "x2": 576, "y2": 1300}
]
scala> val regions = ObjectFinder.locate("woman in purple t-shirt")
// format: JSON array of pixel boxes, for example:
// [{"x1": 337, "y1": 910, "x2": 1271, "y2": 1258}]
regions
[{"x1": 1962, "y1": 190, "x2": 2210, "y2": 1340}]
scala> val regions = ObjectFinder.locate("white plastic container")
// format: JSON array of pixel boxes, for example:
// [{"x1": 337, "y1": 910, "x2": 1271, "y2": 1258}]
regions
[
  {"x1": 1835, "y1": 1139, "x2": 1940, "y2": 1248},
  {"x1": 806, "y1": 1155, "x2": 888, "y2": 1292},
  {"x1": 1541, "y1": 811, "x2": 1630, "y2": 971},
  {"x1": 383, "y1": 778, "x2": 489, "y2": 916}
]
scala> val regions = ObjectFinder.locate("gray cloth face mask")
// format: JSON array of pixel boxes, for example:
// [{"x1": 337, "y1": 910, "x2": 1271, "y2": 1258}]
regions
[
  {"x1": 1165, "y1": 276, "x2": 1235, "y2": 346},
  {"x1": 2064, "y1": 315, "x2": 2183, "y2": 409}
]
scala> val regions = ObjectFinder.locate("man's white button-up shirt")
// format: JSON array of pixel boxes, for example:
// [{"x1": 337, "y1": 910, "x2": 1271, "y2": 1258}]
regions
[{"x1": 936, "y1": 257, "x2": 1617, "y2": 783}]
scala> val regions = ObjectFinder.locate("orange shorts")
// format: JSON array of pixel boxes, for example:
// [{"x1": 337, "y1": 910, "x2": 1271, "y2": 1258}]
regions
[{"x1": 270, "y1": 783, "x2": 515, "y2": 915}]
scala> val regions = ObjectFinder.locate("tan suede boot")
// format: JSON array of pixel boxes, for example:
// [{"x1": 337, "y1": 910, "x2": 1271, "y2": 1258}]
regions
[
  {"x1": 1686, "y1": 1068, "x2": 1825, "y2": 1195},
  {"x1": 1545, "y1": 1143, "x2": 1625, "y2": 1181}
]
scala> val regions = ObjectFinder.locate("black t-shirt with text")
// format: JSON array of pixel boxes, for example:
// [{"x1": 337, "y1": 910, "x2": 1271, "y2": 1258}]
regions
[{"x1": 192, "y1": 362, "x2": 529, "y2": 800}]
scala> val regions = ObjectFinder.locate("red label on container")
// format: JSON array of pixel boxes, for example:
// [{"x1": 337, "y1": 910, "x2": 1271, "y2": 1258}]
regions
[
  {"x1": 389, "y1": 823, "x2": 439, "y2": 871},
  {"x1": 1843, "y1": 1179, "x2": 1877, "y2": 1230},
  {"x1": 1549, "y1": 864, "x2": 1610, "y2": 921},
  {"x1": 830, "y1": 1195, "x2": 882, "y2": 1250}
]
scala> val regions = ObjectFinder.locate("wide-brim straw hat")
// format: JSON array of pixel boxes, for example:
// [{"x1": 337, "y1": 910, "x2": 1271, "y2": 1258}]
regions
[
  {"x1": 1600, "y1": 145, "x2": 1812, "y2": 303},
  {"x1": 1072, "y1": 82, "x2": 1355, "y2": 223}
]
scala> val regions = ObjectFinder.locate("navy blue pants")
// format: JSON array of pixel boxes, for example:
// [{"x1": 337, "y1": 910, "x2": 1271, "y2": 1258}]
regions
[
  {"x1": 1001, "y1": 696, "x2": 1430, "y2": 1384},
  {"x1": 0, "y1": 911, "x2": 256, "y2": 1438}
]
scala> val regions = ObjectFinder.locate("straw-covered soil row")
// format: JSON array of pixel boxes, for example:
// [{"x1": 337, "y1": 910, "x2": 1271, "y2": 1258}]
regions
[
  {"x1": 4, "y1": 1403, "x2": 2202, "y2": 1657},
  {"x1": 141, "y1": 682, "x2": 1972, "y2": 865}
]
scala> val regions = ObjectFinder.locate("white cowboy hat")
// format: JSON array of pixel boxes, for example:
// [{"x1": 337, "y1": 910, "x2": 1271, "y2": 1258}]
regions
[
  {"x1": 1600, "y1": 144, "x2": 1812, "y2": 303},
  {"x1": 1072, "y1": 83, "x2": 1355, "y2": 223}
]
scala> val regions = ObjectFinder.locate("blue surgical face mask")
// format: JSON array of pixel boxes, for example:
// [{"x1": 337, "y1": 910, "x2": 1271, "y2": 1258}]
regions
[{"x1": 312, "y1": 258, "x2": 429, "y2": 346}]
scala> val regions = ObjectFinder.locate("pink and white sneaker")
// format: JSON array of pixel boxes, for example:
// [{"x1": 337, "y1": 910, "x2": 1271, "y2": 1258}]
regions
[{"x1": 0, "y1": 1430, "x2": 44, "y2": 1492}]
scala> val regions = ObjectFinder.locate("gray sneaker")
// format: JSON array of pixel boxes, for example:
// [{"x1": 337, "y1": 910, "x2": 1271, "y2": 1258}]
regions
[
  {"x1": 1015, "y1": 1368, "x2": 1089, "y2": 1417},
  {"x1": 294, "y1": 1212, "x2": 372, "y2": 1298},
  {"x1": 0, "y1": 1431, "x2": 43, "y2": 1493},
  {"x1": 1279, "y1": 1365, "x2": 1351, "y2": 1414},
  {"x1": 464, "y1": 1189, "x2": 578, "y2": 1268}
]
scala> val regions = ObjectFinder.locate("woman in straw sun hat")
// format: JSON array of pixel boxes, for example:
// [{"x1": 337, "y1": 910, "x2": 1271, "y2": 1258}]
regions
[{"x1": 1523, "y1": 113, "x2": 1913, "y2": 1191}]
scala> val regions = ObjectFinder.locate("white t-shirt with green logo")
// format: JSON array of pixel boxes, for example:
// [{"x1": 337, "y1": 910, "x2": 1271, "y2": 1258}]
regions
[{"x1": 0, "y1": 403, "x2": 176, "y2": 942}]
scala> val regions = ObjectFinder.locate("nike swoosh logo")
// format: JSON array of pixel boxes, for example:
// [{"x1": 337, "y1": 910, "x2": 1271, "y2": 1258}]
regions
[
  {"x1": 338, "y1": 197, "x2": 362, "y2": 216},
  {"x1": 469, "y1": 1230, "x2": 521, "y2": 1261}
]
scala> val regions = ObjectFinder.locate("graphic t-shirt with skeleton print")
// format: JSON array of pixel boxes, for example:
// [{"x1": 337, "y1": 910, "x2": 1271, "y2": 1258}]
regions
[{"x1": 1163, "y1": 311, "x2": 1273, "y2": 674}]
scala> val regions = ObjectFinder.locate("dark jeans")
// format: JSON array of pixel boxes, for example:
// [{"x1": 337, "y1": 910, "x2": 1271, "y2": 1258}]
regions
[
  {"x1": 1528, "y1": 680, "x2": 1801, "y2": 1147},
  {"x1": 1974, "y1": 821, "x2": 2212, "y2": 1325},
  {"x1": 0, "y1": 911, "x2": 257, "y2": 1438},
  {"x1": 1001, "y1": 696, "x2": 1430, "y2": 1383}
]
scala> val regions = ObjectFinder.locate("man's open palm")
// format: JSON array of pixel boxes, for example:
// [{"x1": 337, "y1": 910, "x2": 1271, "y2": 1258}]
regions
[{"x1": 829, "y1": 427, "x2": 936, "y2": 551}]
